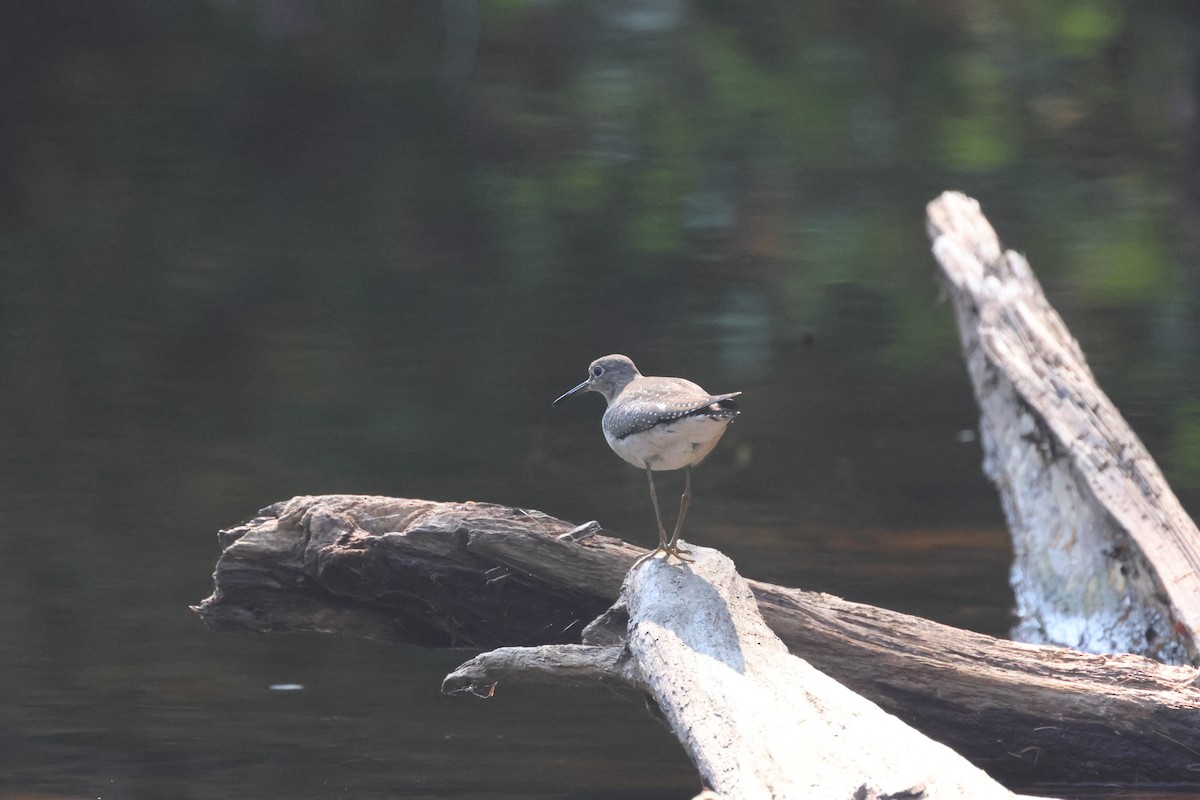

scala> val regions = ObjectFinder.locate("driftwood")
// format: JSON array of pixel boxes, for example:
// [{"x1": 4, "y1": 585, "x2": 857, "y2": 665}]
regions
[
  {"x1": 192, "y1": 192, "x2": 1200, "y2": 795},
  {"x1": 444, "y1": 545, "x2": 1038, "y2": 799},
  {"x1": 193, "y1": 494, "x2": 1200, "y2": 787},
  {"x1": 928, "y1": 191, "x2": 1200, "y2": 664}
]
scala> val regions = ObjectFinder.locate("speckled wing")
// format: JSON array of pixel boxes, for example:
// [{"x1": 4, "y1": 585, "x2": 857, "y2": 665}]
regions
[{"x1": 604, "y1": 377, "x2": 741, "y2": 441}]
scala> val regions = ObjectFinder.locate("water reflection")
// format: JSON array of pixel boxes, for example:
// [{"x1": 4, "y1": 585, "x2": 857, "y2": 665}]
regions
[{"x1": 1, "y1": 1, "x2": 1198, "y2": 798}]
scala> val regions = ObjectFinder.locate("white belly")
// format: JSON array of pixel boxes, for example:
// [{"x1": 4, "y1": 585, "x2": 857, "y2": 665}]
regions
[{"x1": 604, "y1": 415, "x2": 731, "y2": 471}]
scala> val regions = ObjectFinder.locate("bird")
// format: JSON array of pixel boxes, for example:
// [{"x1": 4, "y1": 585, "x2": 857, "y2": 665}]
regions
[{"x1": 553, "y1": 354, "x2": 741, "y2": 566}]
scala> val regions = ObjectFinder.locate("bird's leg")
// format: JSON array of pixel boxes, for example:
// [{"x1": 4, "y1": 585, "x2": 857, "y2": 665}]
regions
[
  {"x1": 665, "y1": 465, "x2": 694, "y2": 561},
  {"x1": 645, "y1": 467, "x2": 670, "y2": 549},
  {"x1": 632, "y1": 466, "x2": 671, "y2": 568}
]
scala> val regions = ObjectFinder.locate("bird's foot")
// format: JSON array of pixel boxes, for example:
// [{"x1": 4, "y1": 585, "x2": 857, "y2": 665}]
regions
[
  {"x1": 632, "y1": 543, "x2": 694, "y2": 568},
  {"x1": 632, "y1": 547, "x2": 665, "y2": 569},
  {"x1": 664, "y1": 536, "x2": 693, "y2": 562},
  {"x1": 665, "y1": 543, "x2": 694, "y2": 563}
]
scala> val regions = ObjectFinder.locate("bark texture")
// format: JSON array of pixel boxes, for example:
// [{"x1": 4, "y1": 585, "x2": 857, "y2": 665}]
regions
[
  {"x1": 446, "y1": 546, "x2": 1039, "y2": 800},
  {"x1": 194, "y1": 494, "x2": 1200, "y2": 787},
  {"x1": 928, "y1": 191, "x2": 1200, "y2": 664}
]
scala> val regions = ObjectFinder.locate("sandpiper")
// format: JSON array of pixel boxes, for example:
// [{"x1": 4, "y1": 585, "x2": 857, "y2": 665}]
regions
[{"x1": 553, "y1": 354, "x2": 741, "y2": 565}]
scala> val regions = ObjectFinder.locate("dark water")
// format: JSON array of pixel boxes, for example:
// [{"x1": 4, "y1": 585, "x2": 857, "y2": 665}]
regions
[{"x1": 2, "y1": 2, "x2": 1199, "y2": 798}]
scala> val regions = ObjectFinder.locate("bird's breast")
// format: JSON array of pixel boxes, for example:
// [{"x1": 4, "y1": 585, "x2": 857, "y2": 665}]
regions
[{"x1": 603, "y1": 413, "x2": 733, "y2": 471}]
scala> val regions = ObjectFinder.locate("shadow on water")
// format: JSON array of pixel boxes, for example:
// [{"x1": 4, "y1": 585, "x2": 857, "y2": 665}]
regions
[{"x1": 2, "y1": 2, "x2": 1200, "y2": 798}]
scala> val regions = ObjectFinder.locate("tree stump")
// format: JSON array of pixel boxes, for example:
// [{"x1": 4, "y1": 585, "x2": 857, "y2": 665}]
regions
[{"x1": 928, "y1": 191, "x2": 1200, "y2": 663}]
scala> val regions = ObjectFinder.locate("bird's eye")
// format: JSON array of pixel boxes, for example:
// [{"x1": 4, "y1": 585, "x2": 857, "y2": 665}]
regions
[{"x1": 591, "y1": 366, "x2": 604, "y2": 377}]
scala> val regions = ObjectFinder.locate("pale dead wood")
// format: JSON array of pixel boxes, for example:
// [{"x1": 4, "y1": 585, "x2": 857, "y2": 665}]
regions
[
  {"x1": 927, "y1": 190, "x2": 1200, "y2": 664},
  {"x1": 622, "y1": 548, "x2": 1034, "y2": 799},
  {"x1": 450, "y1": 545, "x2": 1039, "y2": 800},
  {"x1": 193, "y1": 494, "x2": 1200, "y2": 786},
  {"x1": 192, "y1": 193, "x2": 1200, "y2": 794},
  {"x1": 442, "y1": 643, "x2": 631, "y2": 695}
]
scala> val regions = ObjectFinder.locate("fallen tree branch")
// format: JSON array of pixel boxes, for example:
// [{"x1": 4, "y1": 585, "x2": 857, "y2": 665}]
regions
[
  {"x1": 448, "y1": 546, "x2": 1043, "y2": 800},
  {"x1": 192, "y1": 192, "x2": 1200, "y2": 792},
  {"x1": 193, "y1": 494, "x2": 1200, "y2": 786},
  {"x1": 442, "y1": 643, "x2": 630, "y2": 695}
]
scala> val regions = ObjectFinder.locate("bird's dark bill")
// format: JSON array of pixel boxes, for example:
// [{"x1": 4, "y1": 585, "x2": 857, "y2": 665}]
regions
[{"x1": 553, "y1": 380, "x2": 590, "y2": 406}]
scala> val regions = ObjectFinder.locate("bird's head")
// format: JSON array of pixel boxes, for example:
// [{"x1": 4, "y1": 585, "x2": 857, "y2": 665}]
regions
[{"x1": 553, "y1": 354, "x2": 641, "y2": 406}]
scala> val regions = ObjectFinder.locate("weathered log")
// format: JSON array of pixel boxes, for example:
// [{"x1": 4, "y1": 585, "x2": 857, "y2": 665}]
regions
[
  {"x1": 193, "y1": 494, "x2": 1200, "y2": 787},
  {"x1": 444, "y1": 546, "x2": 1041, "y2": 800},
  {"x1": 927, "y1": 191, "x2": 1200, "y2": 664},
  {"x1": 192, "y1": 193, "x2": 1200, "y2": 793}
]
